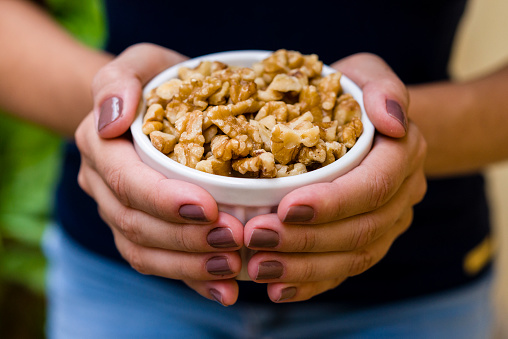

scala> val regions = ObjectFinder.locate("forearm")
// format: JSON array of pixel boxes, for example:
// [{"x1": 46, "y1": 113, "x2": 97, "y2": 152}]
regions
[
  {"x1": 409, "y1": 64, "x2": 508, "y2": 177},
  {"x1": 0, "y1": 0, "x2": 113, "y2": 137}
]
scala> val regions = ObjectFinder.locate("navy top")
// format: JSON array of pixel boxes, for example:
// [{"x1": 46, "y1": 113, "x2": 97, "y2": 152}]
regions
[{"x1": 55, "y1": 0, "x2": 492, "y2": 305}]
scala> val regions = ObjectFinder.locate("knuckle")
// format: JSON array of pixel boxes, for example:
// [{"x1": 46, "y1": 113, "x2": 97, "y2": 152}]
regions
[
  {"x1": 173, "y1": 225, "x2": 197, "y2": 252},
  {"x1": 295, "y1": 232, "x2": 317, "y2": 252},
  {"x1": 349, "y1": 218, "x2": 378, "y2": 250},
  {"x1": 125, "y1": 246, "x2": 149, "y2": 275},
  {"x1": 76, "y1": 168, "x2": 90, "y2": 195},
  {"x1": 105, "y1": 164, "x2": 131, "y2": 207},
  {"x1": 348, "y1": 249, "x2": 375, "y2": 276},
  {"x1": 297, "y1": 262, "x2": 317, "y2": 281},
  {"x1": 367, "y1": 170, "x2": 393, "y2": 210},
  {"x1": 114, "y1": 208, "x2": 141, "y2": 244}
]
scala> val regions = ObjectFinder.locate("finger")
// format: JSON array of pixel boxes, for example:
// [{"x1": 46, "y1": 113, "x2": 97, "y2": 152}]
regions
[
  {"x1": 91, "y1": 43, "x2": 187, "y2": 138},
  {"x1": 184, "y1": 279, "x2": 239, "y2": 307},
  {"x1": 277, "y1": 125, "x2": 426, "y2": 223},
  {"x1": 248, "y1": 208, "x2": 413, "y2": 282},
  {"x1": 76, "y1": 114, "x2": 219, "y2": 223},
  {"x1": 331, "y1": 53, "x2": 408, "y2": 138},
  {"x1": 112, "y1": 226, "x2": 242, "y2": 280},
  {"x1": 81, "y1": 162, "x2": 242, "y2": 251},
  {"x1": 266, "y1": 278, "x2": 346, "y2": 303},
  {"x1": 246, "y1": 165, "x2": 424, "y2": 253}
]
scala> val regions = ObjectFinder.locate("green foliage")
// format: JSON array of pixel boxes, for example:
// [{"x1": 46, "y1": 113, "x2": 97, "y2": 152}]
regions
[
  {"x1": 0, "y1": 0, "x2": 106, "y2": 297},
  {"x1": 0, "y1": 114, "x2": 62, "y2": 294}
]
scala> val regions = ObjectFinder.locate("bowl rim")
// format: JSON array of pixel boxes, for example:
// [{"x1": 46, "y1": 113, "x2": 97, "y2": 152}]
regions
[{"x1": 130, "y1": 50, "x2": 375, "y2": 193}]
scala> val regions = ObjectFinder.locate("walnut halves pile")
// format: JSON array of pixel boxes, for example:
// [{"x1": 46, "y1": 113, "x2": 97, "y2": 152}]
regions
[{"x1": 142, "y1": 49, "x2": 363, "y2": 178}]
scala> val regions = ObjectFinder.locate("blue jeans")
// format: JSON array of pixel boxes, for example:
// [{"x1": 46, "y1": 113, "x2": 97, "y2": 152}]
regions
[{"x1": 43, "y1": 225, "x2": 494, "y2": 339}]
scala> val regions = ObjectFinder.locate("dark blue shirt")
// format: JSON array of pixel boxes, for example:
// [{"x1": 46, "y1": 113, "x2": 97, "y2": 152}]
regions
[{"x1": 55, "y1": 0, "x2": 491, "y2": 305}]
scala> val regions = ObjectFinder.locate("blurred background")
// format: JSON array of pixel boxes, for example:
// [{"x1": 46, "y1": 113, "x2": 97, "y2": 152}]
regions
[{"x1": 0, "y1": 0, "x2": 507, "y2": 338}]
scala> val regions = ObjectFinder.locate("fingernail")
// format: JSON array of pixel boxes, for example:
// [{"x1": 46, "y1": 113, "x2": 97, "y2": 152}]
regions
[
  {"x1": 277, "y1": 287, "x2": 297, "y2": 302},
  {"x1": 98, "y1": 97, "x2": 123, "y2": 131},
  {"x1": 207, "y1": 228, "x2": 237, "y2": 248},
  {"x1": 386, "y1": 99, "x2": 407, "y2": 132},
  {"x1": 283, "y1": 205, "x2": 314, "y2": 223},
  {"x1": 209, "y1": 288, "x2": 227, "y2": 306},
  {"x1": 249, "y1": 229, "x2": 279, "y2": 248},
  {"x1": 256, "y1": 261, "x2": 283, "y2": 280},
  {"x1": 179, "y1": 204, "x2": 208, "y2": 222},
  {"x1": 206, "y1": 256, "x2": 233, "y2": 276}
]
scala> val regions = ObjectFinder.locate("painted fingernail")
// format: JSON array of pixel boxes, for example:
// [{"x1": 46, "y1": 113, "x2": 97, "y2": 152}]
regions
[
  {"x1": 386, "y1": 99, "x2": 407, "y2": 132},
  {"x1": 209, "y1": 288, "x2": 227, "y2": 306},
  {"x1": 179, "y1": 204, "x2": 208, "y2": 222},
  {"x1": 207, "y1": 228, "x2": 237, "y2": 248},
  {"x1": 256, "y1": 261, "x2": 283, "y2": 280},
  {"x1": 283, "y1": 205, "x2": 314, "y2": 223},
  {"x1": 98, "y1": 97, "x2": 123, "y2": 131},
  {"x1": 249, "y1": 229, "x2": 279, "y2": 248},
  {"x1": 277, "y1": 287, "x2": 297, "y2": 302},
  {"x1": 206, "y1": 256, "x2": 233, "y2": 276}
]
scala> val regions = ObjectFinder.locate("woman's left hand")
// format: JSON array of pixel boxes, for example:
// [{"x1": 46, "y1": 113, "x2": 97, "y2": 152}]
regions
[{"x1": 243, "y1": 53, "x2": 427, "y2": 302}]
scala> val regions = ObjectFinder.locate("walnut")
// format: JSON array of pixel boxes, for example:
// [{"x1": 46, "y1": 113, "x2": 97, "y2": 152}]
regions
[
  {"x1": 195, "y1": 156, "x2": 232, "y2": 176},
  {"x1": 298, "y1": 140, "x2": 327, "y2": 165},
  {"x1": 149, "y1": 131, "x2": 177, "y2": 154},
  {"x1": 257, "y1": 73, "x2": 303, "y2": 102},
  {"x1": 173, "y1": 76, "x2": 223, "y2": 111},
  {"x1": 206, "y1": 105, "x2": 247, "y2": 138},
  {"x1": 155, "y1": 79, "x2": 183, "y2": 101},
  {"x1": 318, "y1": 71, "x2": 342, "y2": 112},
  {"x1": 208, "y1": 81, "x2": 230, "y2": 106},
  {"x1": 202, "y1": 125, "x2": 218, "y2": 144},
  {"x1": 142, "y1": 103, "x2": 165, "y2": 135},
  {"x1": 333, "y1": 93, "x2": 362, "y2": 125},
  {"x1": 337, "y1": 117, "x2": 363, "y2": 148},
  {"x1": 299, "y1": 53, "x2": 323, "y2": 79},
  {"x1": 165, "y1": 100, "x2": 192, "y2": 125},
  {"x1": 172, "y1": 143, "x2": 204, "y2": 169},
  {"x1": 232, "y1": 151, "x2": 277, "y2": 178},
  {"x1": 275, "y1": 163, "x2": 307, "y2": 177},
  {"x1": 324, "y1": 141, "x2": 347, "y2": 165},
  {"x1": 178, "y1": 61, "x2": 213, "y2": 80},
  {"x1": 230, "y1": 79, "x2": 257, "y2": 104},
  {"x1": 210, "y1": 134, "x2": 252, "y2": 161},
  {"x1": 270, "y1": 114, "x2": 320, "y2": 165},
  {"x1": 250, "y1": 116, "x2": 275, "y2": 151},
  {"x1": 175, "y1": 110, "x2": 205, "y2": 145},
  {"x1": 297, "y1": 85, "x2": 324, "y2": 122},
  {"x1": 317, "y1": 120, "x2": 339, "y2": 142},
  {"x1": 142, "y1": 121, "x2": 163, "y2": 135},
  {"x1": 255, "y1": 101, "x2": 290, "y2": 122}
]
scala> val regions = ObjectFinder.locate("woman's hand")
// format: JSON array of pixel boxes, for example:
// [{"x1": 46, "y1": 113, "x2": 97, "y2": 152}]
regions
[
  {"x1": 75, "y1": 43, "x2": 244, "y2": 306},
  {"x1": 243, "y1": 53, "x2": 427, "y2": 302}
]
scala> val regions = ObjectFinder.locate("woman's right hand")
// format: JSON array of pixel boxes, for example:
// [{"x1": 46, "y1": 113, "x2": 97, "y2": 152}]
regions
[{"x1": 75, "y1": 43, "x2": 244, "y2": 306}]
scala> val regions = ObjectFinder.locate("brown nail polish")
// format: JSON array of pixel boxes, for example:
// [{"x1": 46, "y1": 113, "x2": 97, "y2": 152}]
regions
[
  {"x1": 283, "y1": 205, "x2": 314, "y2": 223},
  {"x1": 206, "y1": 256, "x2": 233, "y2": 275},
  {"x1": 386, "y1": 99, "x2": 407, "y2": 132},
  {"x1": 278, "y1": 287, "x2": 297, "y2": 302},
  {"x1": 249, "y1": 229, "x2": 279, "y2": 248},
  {"x1": 207, "y1": 228, "x2": 237, "y2": 248},
  {"x1": 98, "y1": 97, "x2": 123, "y2": 131},
  {"x1": 179, "y1": 204, "x2": 208, "y2": 222},
  {"x1": 256, "y1": 261, "x2": 283, "y2": 280},
  {"x1": 209, "y1": 288, "x2": 227, "y2": 306}
]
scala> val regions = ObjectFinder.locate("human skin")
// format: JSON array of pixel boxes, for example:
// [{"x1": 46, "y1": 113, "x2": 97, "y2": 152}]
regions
[{"x1": 1, "y1": 0, "x2": 506, "y2": 305}]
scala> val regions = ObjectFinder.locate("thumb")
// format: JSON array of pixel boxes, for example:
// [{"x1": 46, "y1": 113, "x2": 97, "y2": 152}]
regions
[
  {"x1": 92, "y1": 43, "x2": 187, "y2": 139},
  {"x1": 331, "y1": 53, "x2": 408, "y2": 138}
]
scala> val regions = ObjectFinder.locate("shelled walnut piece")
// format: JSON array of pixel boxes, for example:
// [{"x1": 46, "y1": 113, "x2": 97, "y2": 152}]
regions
[{"x1": 142, "y1": 49, "x2": 363, "y2": 178}]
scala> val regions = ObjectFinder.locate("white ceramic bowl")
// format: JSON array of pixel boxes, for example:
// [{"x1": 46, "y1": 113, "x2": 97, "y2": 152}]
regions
[{"x1": 131, "y1": 50, "x2": 375, "y2": 280}]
